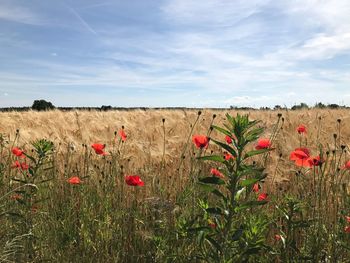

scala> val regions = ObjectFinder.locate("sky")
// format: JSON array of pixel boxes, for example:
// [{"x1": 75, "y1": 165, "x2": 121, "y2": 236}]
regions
[{"x1": 1, "y1": 0, "x2": 350, "y2": 108}]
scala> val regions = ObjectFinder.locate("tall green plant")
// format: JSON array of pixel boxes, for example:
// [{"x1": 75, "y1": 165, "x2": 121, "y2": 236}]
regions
[{"x1": 185, "y1": 113, "x2": 273, "y2": 262}]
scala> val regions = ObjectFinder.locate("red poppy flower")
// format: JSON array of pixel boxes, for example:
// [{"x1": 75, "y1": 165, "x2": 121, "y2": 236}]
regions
[
  {"x1": 258, "y1": 193, "x2": 268, "y2": 201},
  {"x1": 346, "y1": 216, "x2": 350, "y2": 223},
  {"x1": 119, "y1": 129, "x2": 127, "y2": 142},
  {"x1": 192, "y1": 135, "x2": 209, "y2": 149},
  {"x1": 274, "y1": 234, "x2": 282, "y2": 241},
  {"x1": 12, "y1": 147, "x2": 25, "y2": 158},
  {"x1": 345, "y1": 226, "x2": 350, "y2": 233},
  {"x1": 255, "y1": 138, "x2": 271, "y2": 150},
  {"x1": 307, "y1": 156, "x2": 323, "y2": 167},
  {"x1": 125, "y1": 175, "x2": 144, "y2": 186},
  {"x1": 91, "y1": 143, "x2": 107, "y2": 155},
  {"x1": 210, "y1": 168, "x2": 224, "y2": 178},
  {"x1": 31, "y1": 205, "x2": 38, "y2": 213},
  {"x1": 297, "y1": 124, "x2": 307, "y2": 134},
  {"x1": 290, "y1": 148, "x2": 311, "y2": 167},
  {"x1": 11, "y1": 194, "x2": 23, "y2": 201},
  {"x1": 67, "y1": 176, "x2": 82, "y2": 185},
  {"x1": 343, "y1": 160, "x2": 350, "y2": 170},
  {"x1": 252, "y1": 183, "x2": 260, "y2": 193},
  {"x1": 208, "y1": 219, "x2": 216, "y2": 229},
  {"x1": 224, "y1": 153, "x2": 235, "y2": 161},
  {"x1": 11, "y1": 160, "x2": 29, "y2": 170},
  {"x1": 225, "y1": 135, "x2": 232, "y2": 144},
  {"x1": 208, "y1": 222, "x2": 216, "y2": 229}
]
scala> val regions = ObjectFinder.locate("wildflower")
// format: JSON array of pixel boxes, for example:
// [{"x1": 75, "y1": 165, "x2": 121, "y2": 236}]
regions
[
  {"x1": 290, "y1": 148, "x2": 311, "y2": 167},
  {"x1": 11, "y1": 194, "x2": 23, "y2": 201},
  {"x1": 91, "y1": 143, "x2": 107, "y2": 155},
  {"x1": 255, "y1": 138, "x2": 271, "y2": 150},
  {"x1": 192, "y1": 135, "x2": 209, "y2": 149},
  {"x1": 307, "y1": 156, "x2": 323, "y2": 167},
  {"x1": 119, "y1": 128, "x2": 127, "y2": 142},
  {"x1": 12, "y1": 147, "x2": 25, "y2": 158},
  {"x1": 224, "y1": 153, "x2": 235, "y2": 161},
  {"x1": 125, "y1": 175, "x2": 144, "y2": 186},
  {"x1": 343, "y1": 160, "x2": 350, "y2": 170},
  {"x1": 11, "y1": 160, "x2": 29, "y2": 170},
  {"x1": 31, "y1": 205, "x2": 38, "y2": 213},
  {"x1": 297, "y1": 124, "x2": 307, "y2": 134},
  {"x1": 225, "y1": 135, "x2": 232, "y2": 144},
  {"x1": 345, "y1": 226, "x2": 350, "y2": 233},
  {"x1": 345, "y1": 216, "x2": 350, "y2": 223},
  {"x1": 274, "y1": 234, "x2": 282, "y2": 241},
  {"x1": 67, "y1": 176, "x2": 82, "y2": 185},
  {"x1": 258, "y1": 193, "x2": 268, "y2": 201},
  {"x1": 252, "y1": 183, "x2": 260, "y2": 193},
  {"x1": 208, "y1": 219, "x2": 216, "y2": 229},
  {"x1": 210, "y1": 168, "x2": 224, "y2": 178}
]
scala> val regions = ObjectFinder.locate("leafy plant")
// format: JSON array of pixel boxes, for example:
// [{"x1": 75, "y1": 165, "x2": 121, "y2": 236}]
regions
[{"x1": 185, "y1": 113, "x2": 273, "y2": 262}]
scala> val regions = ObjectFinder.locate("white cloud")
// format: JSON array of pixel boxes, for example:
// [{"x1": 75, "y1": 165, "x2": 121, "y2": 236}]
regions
[{"x1": 0, "y1": 1, "x2": 45, "y2": 25}]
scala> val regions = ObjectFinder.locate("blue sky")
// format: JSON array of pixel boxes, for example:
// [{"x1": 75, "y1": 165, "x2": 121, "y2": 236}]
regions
[{"x1": 1, "y1": 0, "x2": 350, "y2": 107}]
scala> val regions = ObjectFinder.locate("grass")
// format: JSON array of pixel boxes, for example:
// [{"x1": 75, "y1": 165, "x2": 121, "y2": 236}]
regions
[{"x1": 0, "y1": 109, "x2": 350, "y2": 262}]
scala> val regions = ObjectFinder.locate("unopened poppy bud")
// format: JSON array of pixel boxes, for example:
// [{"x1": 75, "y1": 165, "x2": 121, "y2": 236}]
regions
[
  {"x1": 333, "y1": 134, "x2": 337, "y2": 139},
  {"x1": 277, "y1": 113, "x2": 282, "y2": 118},
  {"x1": 337, "y1": 119, "x2": 341, "y2": 123},
  {"x1": 162, "y1": 118, "x2": 165, "y2": 123},
  {"x1": 198, "y1": 111, "x2": 202, "y2": 116},
  {"x1": 212, "y1": 114, "x2": 216, "y2": 119}
]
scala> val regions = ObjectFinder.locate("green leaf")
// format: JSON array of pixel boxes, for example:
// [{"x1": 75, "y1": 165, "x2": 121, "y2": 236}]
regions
[
  {"x1": 244, "y1": 148, "x2": 273, "y2": 159},
  {"x1": 197, "y1": 155, "x2": 225, "y2": 163},
  {"x1": 205, "y1": 236, "x2": 222, "y2": 253},
  {"x1": 206, "y1": 207, "x2": 223, "y2": 215},
  {"x1": 210, "y1": 138, "x2": 237, "y2": 157},
  {"x1": 240, "y1": 178, "x2": 259, "y2": 187},
  {"x1": 199, "y1": 177, "x2": 225, "y2": 185},
  {"x1": 211, "y1": 125, "x2": 232, "y2": 137}
]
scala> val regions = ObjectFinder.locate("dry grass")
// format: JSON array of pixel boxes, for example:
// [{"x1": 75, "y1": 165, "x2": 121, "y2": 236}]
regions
[{"x1": 1, "y1": 108, "x2": 349, "y2": 181}]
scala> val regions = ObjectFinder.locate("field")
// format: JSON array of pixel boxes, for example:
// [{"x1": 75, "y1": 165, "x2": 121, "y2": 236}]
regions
[{"x1": 0, "y1": 109, "x2": 350, "y2": 262}]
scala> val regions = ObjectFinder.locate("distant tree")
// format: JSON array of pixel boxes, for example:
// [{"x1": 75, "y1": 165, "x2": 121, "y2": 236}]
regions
[
  {"x1": 291, "y1": 102, "x2": 309, "y2": 110},
  {"x1": 32, "y1": 100, "x2": 55, "y2": 111},
  {"x1": 328, "y1": 103, "x2": 339, "y2": 109},
  {"x1": 274, "y1": 105, "x2": 282, "y2": 110},
  {"x1": 315, "y1": 102, "x2": 326, "y2": 109},
  {"x1": 101, "y1": 105, "x2": 112, "y2": 111}
]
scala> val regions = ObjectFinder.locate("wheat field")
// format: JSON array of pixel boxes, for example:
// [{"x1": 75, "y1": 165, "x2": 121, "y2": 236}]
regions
[
  {"x1": 1, "y1": 109, "x2": 350, "y2": 262},
  {"x1": 1, "y1": 108, "x2": 349, "y2": 180}
]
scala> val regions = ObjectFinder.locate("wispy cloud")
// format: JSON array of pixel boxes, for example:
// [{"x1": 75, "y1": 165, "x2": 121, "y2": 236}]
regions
[
  {"x1": 64, "y1": 3, "x2": 97, "y2": 35},
  {"x1": 0, "y1": 0, "x2": 350, "y2": 107}
]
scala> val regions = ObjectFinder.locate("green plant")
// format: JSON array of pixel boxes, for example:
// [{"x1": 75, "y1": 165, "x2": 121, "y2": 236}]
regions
[{"x1": 184, "y1": 113, "x2": 273, "y2": 262}]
